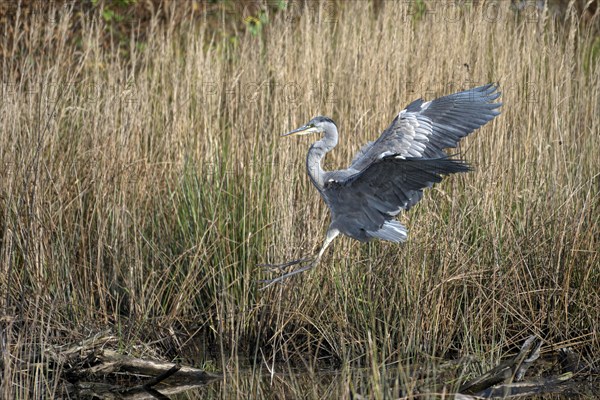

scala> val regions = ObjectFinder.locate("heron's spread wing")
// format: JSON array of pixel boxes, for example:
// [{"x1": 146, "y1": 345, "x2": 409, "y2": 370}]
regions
[
  {"x1": 324, "y1": 157, "x2": 471, "y2": 243},
  {"x1": 350, "y1": 84, "x2": 501, "y2": 171}
]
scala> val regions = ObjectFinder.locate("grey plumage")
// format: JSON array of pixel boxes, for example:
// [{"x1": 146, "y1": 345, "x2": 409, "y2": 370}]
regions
[
  {"x1": 325, "y1": 157, "x2": 472, "y2": 242},
  {"x1": 262, "y1": 84, "x2": 501, "y2": 286}
]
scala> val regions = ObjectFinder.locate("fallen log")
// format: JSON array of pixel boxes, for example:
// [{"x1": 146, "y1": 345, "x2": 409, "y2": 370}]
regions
[
  {"x1": 455, "y1": 335, "x2": 596, "y2": 398},
  {"x1": 459, "y1": 335, "x2": 542, "y2": 394},
  {"x1": 49, "y1": 334, "x2": 221, "y2": 398},
  {"x1": 476, "y1": 372, "x2": 573, "y2": 398},
  {"x1": 89, "y1": 349, "x2": 221, "y2": 384}
]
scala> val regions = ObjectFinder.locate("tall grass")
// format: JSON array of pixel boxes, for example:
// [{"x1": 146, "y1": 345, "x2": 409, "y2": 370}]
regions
[{"x1": 1, "y1": 1, "x2": 598, "y2": 397}]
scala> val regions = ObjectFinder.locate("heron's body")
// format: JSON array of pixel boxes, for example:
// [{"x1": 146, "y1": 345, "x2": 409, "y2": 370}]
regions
[{"x1": 262, "y1": 84, "x2": 501, "y2": 286}]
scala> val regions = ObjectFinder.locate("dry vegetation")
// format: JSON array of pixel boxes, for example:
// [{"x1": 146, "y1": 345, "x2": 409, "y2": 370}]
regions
[{"x1": 0, "y1": 0, "x2": 598, "y2": 398}]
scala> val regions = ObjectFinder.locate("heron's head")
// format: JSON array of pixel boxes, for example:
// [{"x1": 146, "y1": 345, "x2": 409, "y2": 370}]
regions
[{"x1": 282, "y1": 116, "x2": 337, "y2": 137}]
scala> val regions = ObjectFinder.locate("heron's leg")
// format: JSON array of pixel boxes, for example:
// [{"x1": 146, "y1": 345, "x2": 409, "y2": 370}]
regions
[
  {"x1": 260, "y1": 229, "x2": 340, "y2": 289},
  {"x1": 314, "y1": 228, "x2": 340, "y2": 263}
]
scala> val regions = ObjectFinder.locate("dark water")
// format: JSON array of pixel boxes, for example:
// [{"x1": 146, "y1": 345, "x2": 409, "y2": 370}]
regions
[{"x1": 122, "y1": 365, "x2": 600, "y2": 399}]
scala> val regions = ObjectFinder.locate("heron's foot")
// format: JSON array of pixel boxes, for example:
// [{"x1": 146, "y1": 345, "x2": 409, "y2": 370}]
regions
[{"x1": 258, "y1": 258, "x2": 317, "y2": 290}]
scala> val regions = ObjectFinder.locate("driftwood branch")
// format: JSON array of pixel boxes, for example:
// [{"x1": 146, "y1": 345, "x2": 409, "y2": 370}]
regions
[
  {"x1": 459, "y1": 335, "x2": 542, "y2": 394},
  {"x1": 49, "y1": 335, "x2": 220, "y2": 398},
  {"x1": 456, "y1": 335, "x2": 587, "y2": 398},
  {"x1": 90, "y1": 349, "x2": 220, "y2": 384},
  {"x1": 477, "y1": 372, "x2": 573, "y2": 398}
]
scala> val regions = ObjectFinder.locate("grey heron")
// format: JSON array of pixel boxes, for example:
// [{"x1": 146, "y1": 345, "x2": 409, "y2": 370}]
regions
[{"x1": 262, "y1": 83, "x2": 501, "y2": 286}]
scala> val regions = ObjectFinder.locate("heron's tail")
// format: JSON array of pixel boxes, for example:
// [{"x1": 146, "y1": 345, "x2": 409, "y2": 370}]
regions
[{"x1": 367, "y1": 220, "x2": 408, "y2": 243}]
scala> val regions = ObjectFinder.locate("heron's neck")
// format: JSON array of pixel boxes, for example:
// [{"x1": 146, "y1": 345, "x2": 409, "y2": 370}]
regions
[{"x1": 307, "y1": 129, "x2": 338, "y2": 190}]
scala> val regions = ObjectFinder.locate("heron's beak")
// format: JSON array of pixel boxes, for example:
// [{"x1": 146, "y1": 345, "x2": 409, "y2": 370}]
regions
[{"x1": 282, "y1": 125, "x2": 320, "y2": 137}]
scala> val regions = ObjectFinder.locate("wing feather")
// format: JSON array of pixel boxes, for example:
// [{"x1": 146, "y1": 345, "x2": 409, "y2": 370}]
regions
[
  {"x1": 349, "y1": 83, "x2": 501, "y2": 169},
  {"x1": 324, "y1": 157, "x2": 471, "y2": 242}
]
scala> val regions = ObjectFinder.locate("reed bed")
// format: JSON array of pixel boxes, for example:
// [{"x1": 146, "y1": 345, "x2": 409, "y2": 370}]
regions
[{"x1": 0, "y1": 1, "x2": 598, "y2": 398}]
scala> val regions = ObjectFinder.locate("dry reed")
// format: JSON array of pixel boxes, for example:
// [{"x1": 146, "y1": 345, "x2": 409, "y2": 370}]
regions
[{"x1": 0, "y1": 1, "x2": 598, "y2": 398}]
